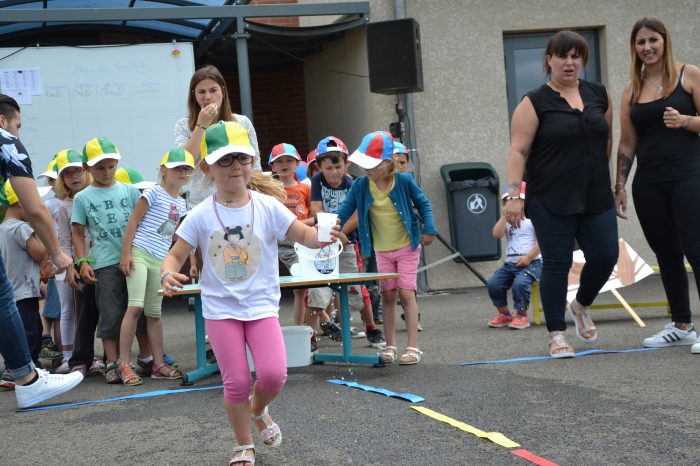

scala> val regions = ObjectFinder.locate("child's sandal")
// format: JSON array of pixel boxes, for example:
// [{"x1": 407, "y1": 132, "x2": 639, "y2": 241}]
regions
[
  {"x1": 118, "y1": 363, "x2": 142, "y2": 386},
  {"x1": 251, "y1": 405, "x2": 282, "y2": 448},
  {"x1": 229, "y1": 444, "x2": 255, "y2": 465},
  {"x1": 151, "y1": 363, "x2": 183, "y2": 380},
  {"x1": 399, "y1": 347, "x2": 423, "y2": 365},
  {"x1": 380, "y1": 345, "x2": 397, "y2": 364}
]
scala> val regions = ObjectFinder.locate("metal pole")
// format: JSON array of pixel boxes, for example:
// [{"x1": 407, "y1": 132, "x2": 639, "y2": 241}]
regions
[{"x1": 235, "y1": 16, "x2": 253, "y2": 119}]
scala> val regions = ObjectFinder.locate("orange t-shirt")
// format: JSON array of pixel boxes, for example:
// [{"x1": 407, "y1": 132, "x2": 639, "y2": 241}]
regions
[{"x1": 284, "y1": 182, "x2": 311, "y2": 220}]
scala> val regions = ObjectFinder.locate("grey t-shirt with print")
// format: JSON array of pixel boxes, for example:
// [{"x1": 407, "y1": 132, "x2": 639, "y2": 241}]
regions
[{"x1": 0, "y1": 218, "x2": 41, "y2": 300}]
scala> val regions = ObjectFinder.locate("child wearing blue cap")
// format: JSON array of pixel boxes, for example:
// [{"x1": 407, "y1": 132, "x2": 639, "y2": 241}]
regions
[{"x1": 338, "y1": 131, "x2": 436, "y2": 365}]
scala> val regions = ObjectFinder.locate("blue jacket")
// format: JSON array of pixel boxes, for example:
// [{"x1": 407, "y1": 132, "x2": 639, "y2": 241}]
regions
[{"x1": 337, "y1": 173, "x2": 436, "y2": 257}]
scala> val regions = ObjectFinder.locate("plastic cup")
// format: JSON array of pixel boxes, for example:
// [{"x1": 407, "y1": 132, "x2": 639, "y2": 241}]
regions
[{"x1": 316, "y1": 212, "x2": 337, "y2": 242}]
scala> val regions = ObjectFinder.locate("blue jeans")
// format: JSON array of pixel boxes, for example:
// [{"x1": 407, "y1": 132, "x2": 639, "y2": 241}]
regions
[
  {"x1": 487, "y1": 260, "x2": 542, "y2": 313},
  {"x1": 0, "y1": 254, "x2": 35, "y2": 378},
  {"x1": 527, "y1": 197, "x2": 618, "y2": 332}
]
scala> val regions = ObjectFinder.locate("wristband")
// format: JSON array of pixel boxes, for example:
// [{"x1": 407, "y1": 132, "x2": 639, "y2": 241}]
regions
[
  {"x1": 196, "y1": 123, "x2": 207, "y2": 130},
  {"x1": 614, "y1": 187, "x2": 626, "y2": 193},
  {"x1": 506, "y1": 196, "x2": 523, "y2": 201},
  {"x1": 160, "y1": 271, "x2": 173, "y2": 285},
  {"x1": 683, "y1": 116, "x2": 692, "y2": 129}
]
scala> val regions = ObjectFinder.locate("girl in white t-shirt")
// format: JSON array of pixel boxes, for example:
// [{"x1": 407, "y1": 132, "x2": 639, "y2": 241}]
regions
[
  {"x1": 117, "y1": 149, "x2": 194, "y2": 386},
  {"x1": 161, "y1": 121, "x2": 337, "y2": 466}
]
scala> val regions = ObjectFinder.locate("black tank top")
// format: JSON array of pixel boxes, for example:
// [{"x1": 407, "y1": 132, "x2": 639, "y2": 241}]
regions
[
  {"x1": 630, "y1": 66, "x2": 700, "y2": 183},
  {"x1": 525, "y1": 80, "x2": 613, "y2": 216}
]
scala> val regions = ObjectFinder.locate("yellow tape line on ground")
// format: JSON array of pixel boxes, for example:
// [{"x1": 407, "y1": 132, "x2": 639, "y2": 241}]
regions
[{"x1": 411, "y1": 406, "x2": 521, "y2": 449}]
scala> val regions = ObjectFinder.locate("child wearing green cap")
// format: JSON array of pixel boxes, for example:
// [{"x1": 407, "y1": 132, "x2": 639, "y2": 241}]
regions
[
  {"x1": 70, "y1": 137, "x2": 147, "y2": 384},
  {"x1": 0, "y1": 180, "x2": 51, "y2": 370},
  {"x1": 116, "y1": 148, "x2": 194, "y2": 385}
]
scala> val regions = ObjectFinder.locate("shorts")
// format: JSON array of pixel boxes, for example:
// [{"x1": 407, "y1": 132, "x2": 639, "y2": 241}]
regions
[
  {"x1": 126, "y1": 247, "x2": 164, "y2": 318},
  {"x1": 277, "y1": 238, "x2": 299, "y2": 273},
  {"x1": 42, "y1": 278, "x2": 61, "y2": 319},
  {"x1": 307, "y1": 243, "x2": 364, "y2": 311},
  {"x1": 376, "y1": 244, "x2": 421, "y2": 292},
  {"x1": 94, "y1": 264, "x2": 129, "y2": 340}
]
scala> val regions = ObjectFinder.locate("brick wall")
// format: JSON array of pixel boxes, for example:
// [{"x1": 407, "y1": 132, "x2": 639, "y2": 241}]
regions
[
  {"x1": 223, "y1": 63, "x2": 309, "y2": 169},
  {"x1": 248, "y1": 0, "x2": 300, "y2": 27}
]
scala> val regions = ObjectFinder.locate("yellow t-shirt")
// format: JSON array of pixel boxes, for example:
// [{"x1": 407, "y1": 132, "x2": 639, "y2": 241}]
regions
[{"x1": 369, "y1": 177, "x2": 410, "y2": 252}]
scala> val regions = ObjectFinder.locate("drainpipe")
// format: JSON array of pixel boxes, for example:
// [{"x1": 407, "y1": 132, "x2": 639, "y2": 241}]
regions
[{"x1": 394, "y1": 0, "x2": 428, "y2": 293}]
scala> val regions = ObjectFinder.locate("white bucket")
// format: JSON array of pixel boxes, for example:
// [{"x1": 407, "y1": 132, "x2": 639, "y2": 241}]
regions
[
  {"x1": 247, "y1": 325, "x2": 314, "y2": 369},
  {"x1": 293, "y1": 241, "x2": 343, "y2": 280}
]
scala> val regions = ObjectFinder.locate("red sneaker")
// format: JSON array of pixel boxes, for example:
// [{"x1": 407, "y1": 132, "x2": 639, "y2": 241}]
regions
[
  {"x1": 509, "y1": 314, "x2": 531, "y2": 329},
  {"x1": 488, "y1": 313, "x2": 513, "y2": 328}
]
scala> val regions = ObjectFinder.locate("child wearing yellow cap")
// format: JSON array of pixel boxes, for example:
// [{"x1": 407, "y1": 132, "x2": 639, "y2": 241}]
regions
[
  {"x1": 0, "y1": 180, "x2": 51, "y2": 369},
  {"x1": 70, "y1": 137, "x2": 149, "y2": 384},
  {"x1": 116, "y1": 148, "x2": 194, "y2": 385}
]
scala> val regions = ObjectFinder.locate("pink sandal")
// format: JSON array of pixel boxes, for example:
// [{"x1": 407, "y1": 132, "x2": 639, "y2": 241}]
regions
[
  {"x1": 251, "y1": 405, "x2": 282, "y2": 448},
  {"x1": 229, "y1": 444, "x2": 255, "y2": 465},
  {"x1": 150, "y1": 363, "x2": 183, "y2": 380}
]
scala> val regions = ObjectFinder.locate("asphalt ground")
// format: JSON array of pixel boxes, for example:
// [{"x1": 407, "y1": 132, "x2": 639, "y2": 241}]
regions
[{"x1": 2, "y1": 274, "x2": 700, "y2": 466}]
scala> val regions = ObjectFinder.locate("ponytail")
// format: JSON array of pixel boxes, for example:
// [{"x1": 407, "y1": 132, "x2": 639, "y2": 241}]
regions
[{"x1": 248, "y1": 171, "x2": 286, "y2": 203}]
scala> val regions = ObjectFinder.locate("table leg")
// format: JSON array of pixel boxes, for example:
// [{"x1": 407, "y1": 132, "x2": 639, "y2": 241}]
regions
[
  {"x1": 313, "y1": 283, "x2": 381, "y2": 365},
  {"x1": 182, "y1": 294, "x2": 220, "y2": 385}
]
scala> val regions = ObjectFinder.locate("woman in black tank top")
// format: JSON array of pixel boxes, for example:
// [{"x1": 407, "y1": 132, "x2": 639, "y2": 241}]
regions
[
  {"x1": 504, "y1": 31, "x2": 618, "y2": 358},
  {"x1": 615, "y1": 17, "x2": 700, "y2": 351}
]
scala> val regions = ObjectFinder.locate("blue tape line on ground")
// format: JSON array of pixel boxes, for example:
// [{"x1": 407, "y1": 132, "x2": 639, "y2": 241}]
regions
[
  {"x1": 328, "y1": 379, "x2": 424, "y2": 403},
  {"x1": 461, "y1": 347, "x2": 658, "y2": 366},
  {"x1": 19, "y1": 385, "x2": 224, "y2": 412}
]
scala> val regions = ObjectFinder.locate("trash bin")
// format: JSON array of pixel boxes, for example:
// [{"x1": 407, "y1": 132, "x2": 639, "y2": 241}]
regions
[{"x1": 440, "y1": 162, "x2": 500, "y2": 262}]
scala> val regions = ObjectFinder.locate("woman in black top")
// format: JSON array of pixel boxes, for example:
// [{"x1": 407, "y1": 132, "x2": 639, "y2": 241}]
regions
[
  {"x1": 504, "y1": 30, "x2": 618, "y2": 358},
  {"x1": 615, "y1": 17, "x2": 700, "y2": 351}
]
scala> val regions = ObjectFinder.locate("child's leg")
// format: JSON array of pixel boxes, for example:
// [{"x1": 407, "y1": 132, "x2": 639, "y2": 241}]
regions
[
  {"x1": 512, "y1": 261, "x2": 542, "y2": 315},
  {"x1": 246, "y1": 317, "x2": 287, "y2": 445},
  {"x1": 206, "y1": 318, "x2": 254, "y2": 447},
  {"x1": 143, "y1": 255, "x2": 172, "y2": 373},
  {"x1": 95, "y1": 265, "x2": 128, "y2": 365},
  {"x1": 69, "y1": 284, "x2": 98, "y2": 369},
  {"x1": 292, "y1": 289, "x2": 307, "y2": 326},
  {"x1": 381, "y1": 289, "x2": 398, "y2": 348},
  {"x1": 118, "y1": 307, "x2": 143, "y2": 365},
  {"x1": 487, "y1": 265, "x2": 516, "y2": 314},
  {"x1": 392, "y1": 245, "x2": 422, "y2": 350}
]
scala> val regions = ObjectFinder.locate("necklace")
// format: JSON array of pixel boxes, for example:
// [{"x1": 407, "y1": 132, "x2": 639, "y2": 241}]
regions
[
  {"x1": 646, "y1": 76, "x2": 663, "y2": 94},
  {"x1": 212, "y1": 191, "x2": 254, "y2": 238}
]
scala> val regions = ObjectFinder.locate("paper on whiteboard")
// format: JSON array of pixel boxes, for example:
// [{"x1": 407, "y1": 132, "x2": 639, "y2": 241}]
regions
[
  {"x1": 566, "y1": 239, "x2": 654, "y2": 303},
  {"x1": 0, "y1": 68, "x2": 43, "y2": 95}
]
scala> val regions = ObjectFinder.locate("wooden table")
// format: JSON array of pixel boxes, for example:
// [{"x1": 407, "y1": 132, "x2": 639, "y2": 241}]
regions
[{"x1": 163, "y1": 272, "x2": 399, "y2": 384}]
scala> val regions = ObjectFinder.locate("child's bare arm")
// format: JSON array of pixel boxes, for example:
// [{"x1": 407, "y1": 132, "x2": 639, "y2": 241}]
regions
[
  {"x1": 26, "y1": 233, "x2": 48, "y2": 263},
  {"x1": 119, "y1": 197, "x2": 149, "y2": 277},
  {"x1": 310, "y1": 200, "x2": 324, "y2": 219},
  {"x1": 492, "y1": 215, "x2": 507, "y2": 239},
  {"x1": 160, "y1": 238, "x2": 195, "y2": 296},
  {"x1": 286, "y1": 219, "x2": 339, "y2": 249},
  {"x1": 72, "y1": 223, "x2": 96, "y2": 284}
]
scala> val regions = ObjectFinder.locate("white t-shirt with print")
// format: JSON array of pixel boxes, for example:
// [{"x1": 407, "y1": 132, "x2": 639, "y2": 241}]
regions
[
  {"x1": 505, "y1": 218, "x2": 541, "y2": 263},
  {"x1": 176, "y1": 190, "x2": 296, "y2": 321}
]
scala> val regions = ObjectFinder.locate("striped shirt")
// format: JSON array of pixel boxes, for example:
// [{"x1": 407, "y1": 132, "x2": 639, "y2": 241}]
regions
[{"x1": 133, "y1": 185, "x2": 187, "y2": 260}]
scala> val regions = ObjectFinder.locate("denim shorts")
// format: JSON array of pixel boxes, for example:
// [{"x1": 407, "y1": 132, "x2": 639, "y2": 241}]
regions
[{"x1": 42, "y1": 278, "x2": 61, "y2": 320}]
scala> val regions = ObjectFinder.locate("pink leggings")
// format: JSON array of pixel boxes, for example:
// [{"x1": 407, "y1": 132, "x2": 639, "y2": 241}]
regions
[{"x1": 206, "y1": 317, "x2": 287, "y2": 403}]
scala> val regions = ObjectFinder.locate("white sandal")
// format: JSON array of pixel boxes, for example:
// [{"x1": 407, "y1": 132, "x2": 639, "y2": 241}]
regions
[
  {"x1": 548, "y1": 331, "x2": 575, "y2": 359},
  {"x1": 567, "y1": 302, "x2": 597, "y2": 343},
  {"x1": 229, "y1": 444, "x2": 255, "y2": 465},
  {"x1": 399, "y1": 347, "x2": 423, "y2": 365},
  {"x1": 380, "y1": 345, "x2": 397, "y2": 364},
  {"x1": 251, "y1": 405, "x2": 282, "y2": 448}
]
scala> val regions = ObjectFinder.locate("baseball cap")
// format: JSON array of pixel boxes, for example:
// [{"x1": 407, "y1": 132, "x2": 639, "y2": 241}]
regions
[
  {"x1": 306, "y1": 149, "x2": 318, "y2": 165},
  {"x1": 201, "y1": 121, "x2": 255, "y2": 165},
  {"x1": 82, "y1": 137, "x2": 121, "y2": 167},
  {"x1": 316, "y1": 136, "x2": 348, "y2": 160},
  {"x1": 37, "y1": 159, "x2": 58, "y2": 180},
  {"x1": 392, "y1": 141, "x2": 414, "y2": 172},
  {"x1": 0, "y1": 179, "x2": 50, "y2": 206},
  {"x1": 295, "y1": 161, "x2": 308, "y2": 182},
  {"x1": 115, "y1": 167, "x2": 156, "y2": 190},
  {"x1": 348, "y1": 131, "x2": 394, "y2": 169},
  {"x1": 53, "y1": 149, "x2": 84, "y2": 176},
  {"x1": 268, "y1": 143, "x2": 301, "y2": 164},
  {"x1": 501, "y1": 181, "x2": 527, "y2": 200},
  {"x1": 160, "y1": 148, "x2": 195, "y2": 169}
]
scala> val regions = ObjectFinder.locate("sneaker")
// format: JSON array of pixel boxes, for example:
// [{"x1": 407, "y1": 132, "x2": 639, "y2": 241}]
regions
[
  {"x1": 39, "y1": 343, "x2": 63, "y2": 361},
  {"x1": 509, "y1": 314, "x2": 531, "y2": 330},
  {"x1": 366, "y1": 328, "x2": 386, "y2": 349},
  {"x1": 89, "y1": 356, "x2": 105, "y2": 375},
  {"x1": 1, "y1": 369, "x2": 15, "y2": 390},
  {"x1": 643, "y1": 322, "x2": 698, "y2": 348},
  {"x1": 163, "y1": 353, "x2": 179, "y2": 368},
  {"x1": 15, "y1": 369, "x2": 83, "y2": 409},
  {"x1": 691, "y1": 341, "x2": 700, "y2": 354},
  {"x1": 54, "y1": 359, "x2": 70, "y2": 374},
  {"x1": 320, "y1": 322, "x2": 342, "y2": 342},
  {"x1": 350, "y1": 327, "x2": 366, "y2": 339},
  {"x1": 488, "y1": 313, "x2": 513, "y2": 328}
]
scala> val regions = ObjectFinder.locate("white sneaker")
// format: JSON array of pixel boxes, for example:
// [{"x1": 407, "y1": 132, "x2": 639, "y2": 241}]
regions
[
  {"x1": 54, "y1": 359, "x2": 70, "y2": 374},
  {"x1": 691, "y1": 342, "x2": 700, "y2": 354},
  {"x1": 15, "y1": 369, "x2": 83, "y2": 409},
  {"x1": 643, "y1": 322, "x2": 698, "y2": 348}
]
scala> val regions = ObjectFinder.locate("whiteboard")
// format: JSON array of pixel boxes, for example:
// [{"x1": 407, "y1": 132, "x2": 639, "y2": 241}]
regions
[{"x1": 0, "y1": 43, "x2": 195, "y2": 183}]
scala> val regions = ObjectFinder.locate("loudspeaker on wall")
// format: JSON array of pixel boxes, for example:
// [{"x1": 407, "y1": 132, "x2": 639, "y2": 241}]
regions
[{"x1": 366, "y1": 18, "x2": 424, "y2": 94}]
